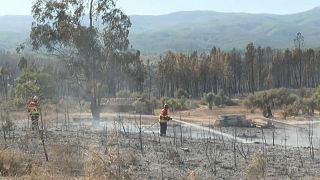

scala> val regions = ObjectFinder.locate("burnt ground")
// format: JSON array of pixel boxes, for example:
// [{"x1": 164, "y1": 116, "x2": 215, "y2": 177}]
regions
[{"x1": 1, "y1": 115, "x2": 320, "y2": 179}]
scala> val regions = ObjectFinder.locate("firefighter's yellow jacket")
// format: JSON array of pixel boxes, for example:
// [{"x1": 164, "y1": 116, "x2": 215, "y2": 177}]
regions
[
  {"x1": 159, "y1": 108, "x2": 171, "y2": 123},
  {"x1": 27, "y1": 101, "x2": 40, "y2": 116}
]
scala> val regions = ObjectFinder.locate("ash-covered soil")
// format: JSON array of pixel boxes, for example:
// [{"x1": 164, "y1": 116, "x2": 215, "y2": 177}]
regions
[{"x1": 1, "y1": 117, "x2": 320, "y2": 179}]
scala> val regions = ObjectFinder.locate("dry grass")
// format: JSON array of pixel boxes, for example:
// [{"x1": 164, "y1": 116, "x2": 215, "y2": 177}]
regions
[
  {"x1": 167, "y1": 149, "x2": 179, "y2": 161},
  {"x1": 183, "y1": 171, "x2": 198, "y2": 180},
  {"x1": 245, "y1": 152, "x2": 266, "y2": 180},
  {"x1": 50, "y1": 143, "x2": 84, "y2": 176},
  {"x1": 0, "y1": 149, "x2": 27, "y2": 176},
  {"x1": 85, "y1": 146, "x2": 133, "y2": 179},
  {"x1": 85, "y1": 146, "x2": 111, "y2": 179},
  {"x1": 166, "y1": 148, "x2": 182, "y2": 164}
]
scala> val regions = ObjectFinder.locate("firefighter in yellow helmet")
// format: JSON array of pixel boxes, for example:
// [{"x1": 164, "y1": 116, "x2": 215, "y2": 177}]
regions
[
  {"x1": 27, "y1": 96, "x2": 41, "y2": 131},
  {"x1": 159, "y1": 104, "x2": 172, "y2": 136}
]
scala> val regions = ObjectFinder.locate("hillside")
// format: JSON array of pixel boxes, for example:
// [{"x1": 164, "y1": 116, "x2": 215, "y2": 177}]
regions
[{"x1": 1, "y1": 7, "x2": 320, "y2": 53}]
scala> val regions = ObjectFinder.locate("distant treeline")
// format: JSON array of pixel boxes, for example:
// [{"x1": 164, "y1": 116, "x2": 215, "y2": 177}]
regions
[
  {"x1": 157, "y1": 43, "x2": 320, "y2": 97},
  {"x1": 1, "y1": 42, "x2": 320, "y2": 100}
]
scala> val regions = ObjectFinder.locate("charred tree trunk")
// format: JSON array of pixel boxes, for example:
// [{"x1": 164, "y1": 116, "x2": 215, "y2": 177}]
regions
[{"x1": 91, "y1": 96, "x2": 101, "y2": 120}]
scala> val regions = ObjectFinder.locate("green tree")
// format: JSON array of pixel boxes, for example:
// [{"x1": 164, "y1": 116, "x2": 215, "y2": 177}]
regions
[
  {"x1": 30, "y1": 0, "x2": 131, "y2": 120},
  {"x1": 13, "y1": 71, "x2": 56, "y2": 107}
]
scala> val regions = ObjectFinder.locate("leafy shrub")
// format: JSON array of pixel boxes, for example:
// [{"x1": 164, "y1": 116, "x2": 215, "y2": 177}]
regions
[
  {"x1": 175, "y1": 88, "x2": 189, "y2": 99},
  {"x1": 244, "y1": 88, "x2": 299, "y2": 117},
  {"x1": 116, "y1": 90, "x2": 131, "y2": 98},
  {"x1": 204, "y1": 92, "x2": 215, "y2": 110},
  {"x1": 160, "y1": 96, "x2": 169, "y2": 106},
  {"x1": 213, "y1": 95, "x2": 222, "y2": 107},
  {"x1": 168, "y1": 98, "x2": 178, "y2": 111},
  {"x1": 176, "y1": 96, "x2": 187, "y2": 110},
  {"x1": 301, "y1": 97, "x2": 316, "y2": 115},
  {"x1": 225, "y1": 98, "x2": 239, "y2": 106},
  {"x1": 131, "y1": 92, "x2": 147, "y2": 99},
  {"x1": 204, "y1": 90, "x2": 236, "y2": 108},
  {"x1": 214, "y1": 90, "x2": 226, "y2": 106},
  {"x1": 159, "y1": 96, "x2": 188, "y2": 111},
  {"x1": 281, "y1": 104, "x2": 298, "y2": 119}
]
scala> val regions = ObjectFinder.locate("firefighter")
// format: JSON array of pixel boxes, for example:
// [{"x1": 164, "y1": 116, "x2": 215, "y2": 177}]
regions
[
  {"x1": 27, "y1": 96, "x2": 40, "y2": 131},
  {"x1": 159, "y1": 104, "x2": 172, "y2": 136}
]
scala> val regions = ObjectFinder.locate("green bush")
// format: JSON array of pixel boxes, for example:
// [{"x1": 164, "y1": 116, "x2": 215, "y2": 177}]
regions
[
  {"x1": 225, "y1": 98, "x2": 239, "y2": 106},
  {"x1": 175, "y1": 88, "x2": 189, "y2": 99},
  {"x1": 213, "y1": 95, "x2": 222, "y2": 107},
  {"x1": 204, "y1": 92, "x2": 215, "y2": 110},
  {"x1": 116, "y1": 90, "x2": 131, "y2": 98},
  {"x1": 204, "y1": 90, "x2": 236, "y2": 108},
  {"x1": 244, "y1": 95, "x2": 256, "y2": 109},
  {"x1": 168, "y1": 98, "x2": 177, "y2": 111},
  {"x1": 215, "y1": 90, "x2": 226, "y2": 106},
  {"x1": 281, "y1": 104, "x2": 298, "y2": 119},
  {"x1": 160, "y1": 96, "x2": 169, "y2": 106},
  {"x1": 131, "y1": 92, "x2": 148, "y2": 99},
  {"x1": 244, "y1": 88, "x2": 304, "y2": 117},
  {"x1": 176, "y1": 96, "x2": 187, "y2": 110},
  {"x1": 159, "y1": 96, "x2": 188, "y2": 111}
]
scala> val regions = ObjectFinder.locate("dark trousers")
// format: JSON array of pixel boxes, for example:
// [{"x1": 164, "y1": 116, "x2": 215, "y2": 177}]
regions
[
  {"x1": 160, "y1": 122, "x2": 167, "y2": 135},
  {"x1": 31, "y1": 114, "x2": 39, "y2": 131}
]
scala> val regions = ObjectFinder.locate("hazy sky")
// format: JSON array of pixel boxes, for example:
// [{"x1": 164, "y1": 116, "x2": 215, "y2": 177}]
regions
[{"x1": 0, "y1": 0, "x2": 319, "y2": 16}]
